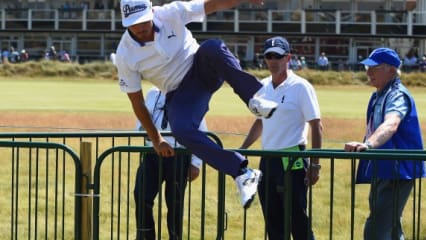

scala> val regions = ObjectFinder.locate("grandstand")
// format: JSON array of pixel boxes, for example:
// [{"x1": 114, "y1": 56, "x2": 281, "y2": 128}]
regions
[{"x1": 0, "y1": 0, "x2": 425, "y2": 69}]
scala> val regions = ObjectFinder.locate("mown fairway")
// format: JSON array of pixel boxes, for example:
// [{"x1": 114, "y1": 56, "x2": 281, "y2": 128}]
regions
[
  {"x1": 1, "y1": 76, "x2": 426, "y2": 239},
  {"x1": 2, "y1": 77, "x2": 426, "y2": 119},
  {"x1": 2, "y1": 77, "x2": 426, "y2": 147}
]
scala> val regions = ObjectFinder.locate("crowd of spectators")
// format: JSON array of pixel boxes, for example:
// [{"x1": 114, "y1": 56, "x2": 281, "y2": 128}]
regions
[
  {"x1": 291, "y1": 48, "x2": 426, "y2": 73},
  {"x1": 271, "y1": 46, "x2": 426, "y2": 73},
  {"x1": 0, "y1": 45, "x2": 72, "y2": 64},
  {"x1": 401, "y1": 48, "x2": 426, "y2": 72},
  {"x1": 2, "y1": 43, "x2": 426, "y2": 72},
  {"x1": 42, "y1": 46, "x2": 71, "y2": 62},
  {"x1": 1, "y1": 46, "x2": 29, "y2": 64},
  {"x1": 247, "y1": 48, "x2": 426, "y2": 73}
]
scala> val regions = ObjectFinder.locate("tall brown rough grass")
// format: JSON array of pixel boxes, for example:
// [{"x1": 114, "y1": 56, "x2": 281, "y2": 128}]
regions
[
  {"x1": 246, "y1": 67, "x2": 424, "y2": 86},
  {"x1": 2, "y1": 61, "x2": 426, "y2": 86},
  {"x1": 0, "y1": 60, "x2": 116, "y2": 79}
]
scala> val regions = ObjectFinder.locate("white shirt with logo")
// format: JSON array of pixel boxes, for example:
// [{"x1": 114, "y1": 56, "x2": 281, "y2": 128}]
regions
[
  {"x1": 115, "y1": 0, "x2": 205, "y2": 94},
  {"x1": 257, "y1": 71, "x2": 321, "y2": 150}
]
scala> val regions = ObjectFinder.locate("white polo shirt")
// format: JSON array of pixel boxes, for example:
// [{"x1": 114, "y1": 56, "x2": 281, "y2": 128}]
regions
[
  {"x1": 115, "y1": 0, "x2": 205, "y2": 94},
  {"x1": 257, "y1": 71, "x2": 321, "y2": 150},
  {"x1": 136, "y1": 87, "x2": 207, "y2": 169}
]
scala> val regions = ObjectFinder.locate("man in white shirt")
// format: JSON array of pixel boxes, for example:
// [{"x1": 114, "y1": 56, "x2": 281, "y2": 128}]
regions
[
  {"x1": 109, "y1": 52, "x2": 116, "y2": 65},
  {"x1": 115, "y1": 0, "x2": 278, "y2": 210},
  {"x1": 134, "y1": 87, "x2": 205, "y2": 240},
  {"x1": 241, "y1": 36, "x2": 322, "y2": 240},
  {"x1": 317, "y1": 52, "x2": 329, "y2": 71}
]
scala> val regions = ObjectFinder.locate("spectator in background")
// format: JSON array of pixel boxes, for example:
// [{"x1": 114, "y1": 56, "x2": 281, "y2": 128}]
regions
[
  {"x1": 402, "y1": 48, "x2": 418, "y2": 72},
  {"x1": 253, "y1": 53, "x2": 264, "y2": 69},
  {"x1": 337, "y1": 58, "x2": 345, "y2": 71},
  {"x1": 2, "y1": 47, "x2": 10, "y2": 64},
  {"x1": 109, "y1": 51, "x2": 116, "y2": 65},
  {"x1": 45, "y1": 46, "x2": 57, "y2": 61},
  {"x1": 317, "y1": 52, "x2": 329, "y2": 71},
  {"x1": 357, "y1": 55, "x2": 364, "y2": 71},
  {"x1": 79, "y1": 1, "x2": 89, "y2": 10},
  {"x1": 134, "y1": 86, "x2": 206, "y2": 240},
  {"x1": 289, "y1": 55, "x2": 301, "y2": 71},
  {"x1": 300, "y1": 56, "x2": 307, "y2": 69},
  {"x1": 9, "y1": 46, "x2": 20, "y2": 63},
  {"x1": 20, "y1": 49, "x2": 29, "y2": 62},
  {"x1": 419, "y1": 55, "x2": 426, "y2": 72},
  {"x1": 61, "y1": 1, "x2": 71, "y2": 9},
  {"x1": 61, "y1": 2, "x2": 71, "y2": 18},
  {"x1": 44, "y1": 50, "x2": 50, "y2": 60},
  {"x1": 59, "y1": 50, "x2": 71, "y2": 62},
  {"x1": 344, "y1": 48, "x2": 426, "y2": 240}
]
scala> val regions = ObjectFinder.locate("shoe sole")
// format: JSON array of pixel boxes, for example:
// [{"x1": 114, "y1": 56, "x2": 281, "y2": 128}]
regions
[
  {"x1": 243, "y1": 196, "x2": 255, "y2": 209},
  {"x1": 243, "y1": 171, "x2": 263, "y2": 209}
]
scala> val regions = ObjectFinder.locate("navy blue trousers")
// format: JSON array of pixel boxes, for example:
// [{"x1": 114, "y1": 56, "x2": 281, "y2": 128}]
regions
[
  {"x1": 134, "y1": 153, "x2": 190, "y2": 240},
  {"x1": 166, "y1": 39, "x2": 262, "y2": 177},
  {"x1": 258, "y1": 157, "x2": 315, "y2": 240}
]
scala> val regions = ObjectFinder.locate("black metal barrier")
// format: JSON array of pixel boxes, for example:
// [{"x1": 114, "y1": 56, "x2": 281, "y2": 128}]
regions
[
  {"x1": 236, "y1": 148, "x2": 426, "y2": 240},
  {"x1": 1, "y1": 132, "x2": 426, "y2": 239},
  {"x1": 0, "y1": 131, "x2": 227, "y2": 240},
  {"x1": 0, "y1": 140, "x2": 82, "y2": 240}
]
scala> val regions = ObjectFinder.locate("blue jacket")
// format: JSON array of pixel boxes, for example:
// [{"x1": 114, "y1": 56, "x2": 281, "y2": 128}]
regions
[{"x1": 356, "y1": 79, "x2": 426, "y2": 183}]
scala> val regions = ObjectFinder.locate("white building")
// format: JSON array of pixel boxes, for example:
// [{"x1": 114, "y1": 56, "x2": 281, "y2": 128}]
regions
[{"x1": 0, "y1": 0, "x2": 425, "y2": 69}]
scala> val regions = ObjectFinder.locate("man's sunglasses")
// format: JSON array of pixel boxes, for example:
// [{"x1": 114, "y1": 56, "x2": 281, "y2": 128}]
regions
[{"x1": 264, "y1": 53, "x2": 287, "y2": 60}]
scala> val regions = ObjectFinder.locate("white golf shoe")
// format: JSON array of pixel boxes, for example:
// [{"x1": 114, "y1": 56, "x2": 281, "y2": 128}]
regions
[
  {"x1": 235, "y1": 168, "x2": 262, "y2": 209},
  {"x1": 248, "y1": 96, "x2": 277, "y2": 118}
]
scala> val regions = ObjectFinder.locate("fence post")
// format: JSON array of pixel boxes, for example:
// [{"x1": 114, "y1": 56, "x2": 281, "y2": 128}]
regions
[{"x1": 80, "y1": 141, "x2": 92, "y2": 240}]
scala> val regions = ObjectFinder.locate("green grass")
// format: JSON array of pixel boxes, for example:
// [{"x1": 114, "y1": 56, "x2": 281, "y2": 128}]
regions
[
  {"x1": 0, "y1": 77, "x2": 130, "y2": 113},
  {"x1": 2, "y1": 77, "x2": 426, "y2": 239},
  {"x1": 316, "y1": 85, "x2": 426, "y2": 120},
  {"x1": 0, "y1": 77, "x2": 369, "y2": 116},
  {"x1": 2, "y1": 77, "x2": 426, "y2": 120}
]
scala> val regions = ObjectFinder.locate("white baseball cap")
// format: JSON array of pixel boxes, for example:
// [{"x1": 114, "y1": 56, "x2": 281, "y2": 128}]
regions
[{"x1": 121, "y1": 0, "x2": 153, "y2": 27}]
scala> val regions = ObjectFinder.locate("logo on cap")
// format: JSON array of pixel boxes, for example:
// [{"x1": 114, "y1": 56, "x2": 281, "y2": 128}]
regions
[
  {"x1": 264, "y1": 36, "x2": 290, "y2": 55},
  {"x1": 271, "y1": 39, "x2": 279, "y2": 47},
  {"x1": 122, "y1": 4, "x2": 148, "y2": 18}
]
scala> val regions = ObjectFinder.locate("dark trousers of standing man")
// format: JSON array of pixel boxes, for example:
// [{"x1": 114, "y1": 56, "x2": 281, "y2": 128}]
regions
[
  {"x1": 134, "y1": 153, "x2": 190, "y2": 240},
  {"x1": 258, "y1": 156, "x2": 315, "y2": 240}
]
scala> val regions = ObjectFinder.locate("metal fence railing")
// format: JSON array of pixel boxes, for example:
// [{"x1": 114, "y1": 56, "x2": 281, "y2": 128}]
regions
[
  {"x1": 92, "y1": 146, "x2": 224, "y2": 240},
  {"x1": 238, "y1": 148, "x2": 426, "y2": 240},
  {"x1": 0, "y1": 132, "x2": 228, "y2": 240},
  {"x1": 1, "y1": 132, "x2": 426, "y2": 239},
  {"x1": 0, "y1": 140, "x2": 82, "y2": 240}
]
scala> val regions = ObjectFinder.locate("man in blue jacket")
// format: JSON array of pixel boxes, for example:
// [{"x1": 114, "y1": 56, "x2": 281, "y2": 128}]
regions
[{"x1": 344, "y1": 47, "x2": 426, "y2": 240}]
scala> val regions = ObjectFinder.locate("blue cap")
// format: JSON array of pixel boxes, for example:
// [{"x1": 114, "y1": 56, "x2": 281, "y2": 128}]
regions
[
  {"x1": 264, "y1": 37, "x2": 290, "y2": 55},
  {"x1": 361, "y1": 48, "x2": 401, "y2": 68}
]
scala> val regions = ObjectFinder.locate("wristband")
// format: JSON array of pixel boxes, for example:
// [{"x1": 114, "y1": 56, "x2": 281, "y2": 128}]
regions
[
  {"x1": 364, "y1": 141, "x2": 373, "y2": 149},
  {"x1": 310, "y1": 163, "x2": 321, "y2": 170}
]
